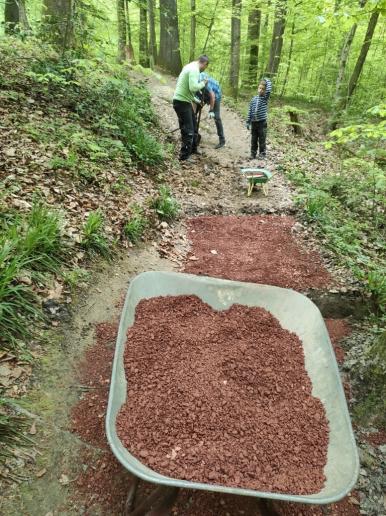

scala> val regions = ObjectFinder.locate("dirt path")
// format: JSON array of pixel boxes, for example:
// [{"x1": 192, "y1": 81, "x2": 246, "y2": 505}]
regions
[{"x1": 144, "y1": 72, "x2": 293, "y2": 216}]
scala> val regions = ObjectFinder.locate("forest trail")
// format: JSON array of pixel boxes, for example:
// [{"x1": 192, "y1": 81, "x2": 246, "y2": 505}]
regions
[
  {"x1": 143, "y1": 71, "x2": 293, "y2": 215},
  {"x1": 1, "y1": 71, "x2": 381, "y2": 516}
]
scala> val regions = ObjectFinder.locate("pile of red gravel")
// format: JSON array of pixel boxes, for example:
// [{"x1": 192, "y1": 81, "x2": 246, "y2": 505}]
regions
[
  {"x1": 117, "y1": 295, "x2": 329, "y2": 495},
  {"x1": 71, "y1": 322, "x2": 117, "y2": 449},
  {"x1": 324, "y1": 319, "x2": 351, "y2": 365},
  {"x1": 184, "y1": 216, "x2": 332, "y2": 290}
]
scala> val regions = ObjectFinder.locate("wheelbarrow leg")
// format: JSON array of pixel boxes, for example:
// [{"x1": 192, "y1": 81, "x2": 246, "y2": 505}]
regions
[
  {"x1": 257, "y1": 498, "x2": 280, "y2": 516},
  {"x1": 126, "y1": 484, "x2": 179, "y2": 516},
  {"x1": 124, "y1": 477, "x2": 139, "y2": 515}
]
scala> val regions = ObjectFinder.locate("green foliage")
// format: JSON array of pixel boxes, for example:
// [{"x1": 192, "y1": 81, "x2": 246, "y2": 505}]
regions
[
  {"x1": 124, "y1": 205, "x2": 148, "y2": 243},
  {"x1": 326, "y1": 104, "x2": 386, "y2": 161},
  {"x1": 352, "y1": 328, "x2": 386, "y2": 427},
  {"x1": 80, "y1": 211, "x2": 112, "y2": 259},
  {"x1": 0, "y1": 203, "x2": 65, "y2": 348},
  {"x1": 150, "y1": 186, "x2": 180, "y2": 221}
]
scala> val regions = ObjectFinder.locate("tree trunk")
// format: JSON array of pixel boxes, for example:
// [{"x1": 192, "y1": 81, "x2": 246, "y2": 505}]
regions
[
  {"x1": 230, "y1": 0, "x2": 242, "y2": 98},
  {"x1": 124, "y1": 0, "x2": 135, "y2": 63},
  {"x1": 139, "y1": 3, "x2": 150, "y2": 67},
  {"x1": 158, "y1": 0, "x2": 182, "y2": 75},
  {"x1": 189, "y1": 0, "x2": 196, "y2": 61},
  {"x1": 279, "y1": 16, "x2": 295, "y2": 97},
  {"x1": 265, "y1": 0, "x2": 287, "y2": 77},
  {"x1": 246, "y1": 1, "x2": 261, "y2": 87},
  {"x1": 43, "y1": 0, "x2": 74, "y2": 49},
  {"x1": 148, "y1": 0, "x2": 157, "y2": 67},
  {"x1": 5, "y1": 0, "x2": 30, "y2": 33},
  {"x1": 332, "y1": 0, "x2": 367, "y2": 113},
  {"x1": 344, "y1": 9, "x2": 380, "y2": 107},
  {"x1": 116, "y1": 0, "x2": 127, "y2": 62}
]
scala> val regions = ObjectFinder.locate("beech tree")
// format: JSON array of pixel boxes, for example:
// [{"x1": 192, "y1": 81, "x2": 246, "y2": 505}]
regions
[{"x1": 158, "y1": 0, "x2": 182, "y2": 74}]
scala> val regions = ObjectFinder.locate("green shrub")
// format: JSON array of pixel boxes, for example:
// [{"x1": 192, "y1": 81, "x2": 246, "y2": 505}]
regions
[
  {"x1": 124, "y1": 205, "x2": 148, "y2": 243},
  {"x1": 150, "y1": 186, "x2": 180, "y2": 221},
  {"x1": 80, "y1": 211, "x2": 112, "y2": 259}
]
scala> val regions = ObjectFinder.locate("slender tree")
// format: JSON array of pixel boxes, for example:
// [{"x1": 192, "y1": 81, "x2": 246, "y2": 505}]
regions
[
  {"x1": 190, "y1": 0, "x2": 196, "y2": 61},
  {"x1": 265, "y1": 0, "x2": 287, "y2": 77},
  {"x1": 158, "y1": 0, "x2": 182, "y2": 74},
  {"x1": 343, "y1": 8, "x2": 380, "y2": 108},
  {"x1": 280, "y1": 16, "x2": 295, "y2": 96},
  {"x1": 116, "y1": 0, "x2": 127, "y2": 62},
  {"x1": 4, "y1": 0, "x2": 30, "y2": 34},
  {"x1": 148, "y1": 0, "x2": 157, "y2": 66},
  {"x1": 43, "y1": 0, "x2": 74, "y2": 49},
  {"x1": 139, "y1": 2, "x2": 150, "y2": 67},
  {"x1": 202, "y1": 0, "x2": 220, "y2": 54},
  {"x1": 332, "y1": 0, "x2": 367, "y2": 112},
  {"x1": 246, "y1": 0, "x2": 261, "y2": 87},
  {"x1": 230, "y1": 0, "x2": 242, "y2": 97},
  {"x1": 124, "y1": 0, "x2": 135, "y2": 62}
]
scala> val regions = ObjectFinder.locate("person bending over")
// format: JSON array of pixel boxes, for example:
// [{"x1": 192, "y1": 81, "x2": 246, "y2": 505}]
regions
[
  {"x1": 173, "y1": 55, "x2": 209, "y2": 161},
  {"x1": 246, "y1": 78, "x2": 272, "y2": 159},
  {"x1": 198, "y1": 73, "x2": 226, "y2": 149}
]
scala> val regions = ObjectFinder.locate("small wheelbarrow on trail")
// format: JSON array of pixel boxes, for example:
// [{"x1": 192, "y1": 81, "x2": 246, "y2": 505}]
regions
[
  {"x1": 106, "y1": 272, "x2": 359, "y2": 516},
  {"x1": 240, "y1": 167, "x2": 274, "y2": 196}
]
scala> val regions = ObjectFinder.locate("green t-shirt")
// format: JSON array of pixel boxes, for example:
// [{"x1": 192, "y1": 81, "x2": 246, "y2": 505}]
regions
[{"x1": 173, "y1": 61, "x2": 206, "y2": 103}]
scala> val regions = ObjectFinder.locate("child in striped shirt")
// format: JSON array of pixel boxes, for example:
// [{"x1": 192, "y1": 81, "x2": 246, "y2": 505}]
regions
[{"x1": 246, "y1": 78, "x2": 272, "y2": 159}]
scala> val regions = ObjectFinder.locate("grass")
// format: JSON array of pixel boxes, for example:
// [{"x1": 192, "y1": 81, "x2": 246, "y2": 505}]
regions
[
  {"x1": 0, "y1": 203, "x2": 65, "y2": 348},
  {"x1": 0, "y1": 400, "x2": 33, "y2": 464},
  {"x1": 150, "y1": 186, "x2": 180, "y2": 221},
  {"x1": 80, "y1": 211, "x2": 112, "y2": 259},
  {"x1": 124, "y1": 205, "x2": 148, "y2": 244}
]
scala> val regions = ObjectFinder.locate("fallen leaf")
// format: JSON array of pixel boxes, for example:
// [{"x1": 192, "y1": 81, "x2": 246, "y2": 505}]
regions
[
  {"x1": 36, "y1": 468, "x2": 47, "y2": 478},
  {"x1": 46, "y1": 282, "x2": 63, "y2": 300},
  {"x1": 210, "y1": 249, "x2": 218, "y2": 255},
  {"x1": 29, "y1": 421, "x2": 37, "y2": 435},
  {"x1": 59, "y1": 473, "x2": 70, "y2": 485},
  {"x1": 188, "y1": 256, "x2": 199, "y2": 261}
]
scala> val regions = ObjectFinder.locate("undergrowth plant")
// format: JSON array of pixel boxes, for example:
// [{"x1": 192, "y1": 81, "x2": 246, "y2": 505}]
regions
[
  {"x1": 150, "y1": 186, "x2": 180, "y2": 221},
  {"x1": 124, "y1": 205, "x2": 148, "y2": 243},
  {"x1": 80, "y1": 211, "x2": 112, "y2": 259}
]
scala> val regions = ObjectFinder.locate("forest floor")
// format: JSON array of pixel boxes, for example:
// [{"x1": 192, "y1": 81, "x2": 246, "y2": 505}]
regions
[{"x1": 1, "y1": 70, "x2": 385, "y2": 516}]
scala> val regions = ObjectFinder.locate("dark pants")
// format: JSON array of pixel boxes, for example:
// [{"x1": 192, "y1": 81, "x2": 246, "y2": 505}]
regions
[
  {"x1": 251, "y1": 120, "x2": 267, "y2": 157},
  {"x1": 173, "y1": 99, "x2": 195, "y2": 160},
  {"x1": 213, "y1": 100, "x2": 225, "y2": 144}
]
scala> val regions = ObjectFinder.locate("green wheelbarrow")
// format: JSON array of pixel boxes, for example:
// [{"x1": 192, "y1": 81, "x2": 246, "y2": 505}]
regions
[
  {"x1": 106, "y1": 272, "x2": 359, "y2": 515},
  {"x1": 240, "y1": 167, "x2": 274, "y2": 196}
]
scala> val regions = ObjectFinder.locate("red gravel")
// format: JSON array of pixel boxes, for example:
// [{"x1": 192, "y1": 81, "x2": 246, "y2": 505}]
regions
[
  {"x1": 71, "y1": 322, "x2": 117, "y2": 449},
  {"x1": 324, "y1": 319, "x2": 351, "y2": 364},
  {"x1": 273, "y1": 491, "x2": 360, "y2": 515},
  {"x1": 363, "y1": 430, "x2": 386, "y2": 446},
  {"x1": 116, "y1": 295, "x2": 329, "y2": 495},
  {"x1": 184, "y1": 216, "x2": 332, "y2": 290}
]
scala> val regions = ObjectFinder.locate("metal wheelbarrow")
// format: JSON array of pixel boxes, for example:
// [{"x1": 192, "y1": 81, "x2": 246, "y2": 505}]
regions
[
  {"x1": 106, "y1": 272, "x2": 359, "y2": 515},
  {"x1": 240, "y1": 167, "x2": 274, "y2": 196}
]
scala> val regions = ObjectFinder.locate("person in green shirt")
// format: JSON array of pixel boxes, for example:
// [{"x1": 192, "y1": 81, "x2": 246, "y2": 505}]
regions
[{"x1": 173, "y1": 55, "x2": 209, "y2": 161}]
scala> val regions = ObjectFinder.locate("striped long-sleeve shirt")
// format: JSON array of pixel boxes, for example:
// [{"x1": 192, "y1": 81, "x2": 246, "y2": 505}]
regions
[{"x1": 246, "y1": 78, "x2": 272, "y2": 123}]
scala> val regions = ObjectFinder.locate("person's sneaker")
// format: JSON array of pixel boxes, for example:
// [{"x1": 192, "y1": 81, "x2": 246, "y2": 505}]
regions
[
  {"x1": 249, "y1": 154, "x2": 256, "y2": 160},
  {"x1": 215, "y1": 142, "x2": 225, "y2": 149},
  {"x1": 180, "y1": 155, "x2": 196, "y2": 164}
]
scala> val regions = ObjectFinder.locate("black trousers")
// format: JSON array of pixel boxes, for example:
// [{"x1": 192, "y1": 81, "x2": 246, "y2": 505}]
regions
[
  {"x1": 213, "y1": 99, "x2": 225, "y2": 144},
  {"x1": 251, "y1": 120, "x2": 267, "y2": 156},
  {"x1": 173, "y1": 99, "x2": 195, "y2": 160}
]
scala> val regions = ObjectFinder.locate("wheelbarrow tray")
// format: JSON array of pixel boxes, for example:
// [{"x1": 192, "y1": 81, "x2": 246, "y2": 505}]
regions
[
  {"x1": 106, "y1": 271, "x2": 358, "y2": 505},
  {"x1": 241, "y1": 167, "x2": 273, "y2": 184}
]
